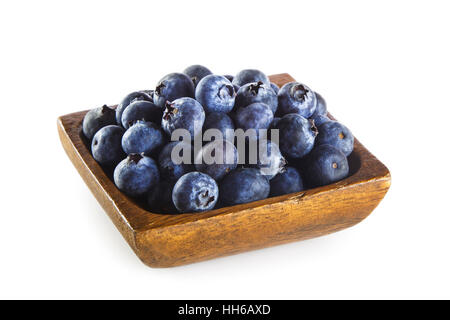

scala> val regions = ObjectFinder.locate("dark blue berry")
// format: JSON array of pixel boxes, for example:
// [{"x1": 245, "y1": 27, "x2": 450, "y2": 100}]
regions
[
  {"x1": 161, "y1": 97, "x2": 205, "y2": 139},
  {"x1": 195, "y1": 139, "x2": 238, "y2": 181},
  {"x1": 219, "y1": 168, "x2": 270, "y2": 206},
  {"x1": 153, "y1": 73, "x2": 195, "y2": 108},
  {"x1": 91, "y1": 125, "x2": 125, "y2": 166},
  {"x1": 121, "y1": 121, "x2": 164, "y2": 155},
  {"x1": 232, "y1": 69, "x2": 270, "y2": 87},
  {"x1": 116, "y1": 91, "x2": 153, "y2": 125},
  {"x1": 183, "y1": 65, "x2": 212, "y2": 88},
  {"x1": 235, "y1": 81, "x2": 278, "y2": 114},
  {"x1": 158, "y1": 141, "x2": 194, "y2": 182},
  {"x1": 121, "y1": 100, "x2": 162, "y2": 129},
  {"x1": 172, "y1": 172, "x2": 219, "y2": 213},
  {"x1": 82, "y1": 105, "x2": 116, "y2": 140},
  {"x1": 195, "y1": 75, "x2": 236, "y2": 114},
  {"x1": 269, "y1": 167, "x2": 303, "y2": 197},
  {"x1": 113, "y1": 154, "x2": 160, "y2": 197},
  {"x1": 278, "y1": 82, "x2": 317, "y2": 118},
  {"x1": 316, "y1": 121, "x2": 354, "y2": 156}
]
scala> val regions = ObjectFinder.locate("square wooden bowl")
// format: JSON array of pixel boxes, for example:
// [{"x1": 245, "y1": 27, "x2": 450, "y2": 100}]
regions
[{"x1": 57, "y1": 73, "x2": 391, "y2": 268}]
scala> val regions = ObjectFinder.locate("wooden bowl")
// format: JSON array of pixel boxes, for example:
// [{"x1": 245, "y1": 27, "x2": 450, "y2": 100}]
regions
[{"x1": 57, "y1": 73, "x2": 391, "y2": 268}]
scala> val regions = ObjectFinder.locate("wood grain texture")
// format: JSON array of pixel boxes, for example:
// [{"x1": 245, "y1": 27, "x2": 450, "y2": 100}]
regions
[{"x1": 57, "y1": 73, "x2": 391, "y2": 268}]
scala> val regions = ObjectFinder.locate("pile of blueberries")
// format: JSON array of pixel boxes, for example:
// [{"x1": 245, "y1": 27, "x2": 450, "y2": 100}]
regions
[{"x1": 82, "y1": 66, "x2": 354, "y2": 213}]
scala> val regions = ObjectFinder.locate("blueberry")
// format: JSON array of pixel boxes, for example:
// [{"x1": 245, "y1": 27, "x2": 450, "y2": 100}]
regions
[
  {"x1": 316, "y1": 121, "x2": 354, "y2": 156},
  {"x1": 278, "y1": 82, "x2": 317, "y2": 118},
  {"x1": 304, "y1": 144, "x2": 349, "y2": 187},
  {"x1": 147, "y1": 180, "x2": 176, "y2": 213},
  {"x1": 153, "y1": 73, "x2": 195, "y2": 108},
  {"x1": 312, "y1": 114, "x2": 331, "y2": 127},
  {"x1": 235, "y1": 102, "x2": 273, "y2": 137},
  {"x1": 158, "y1": 141, "x2": 194, "y2": 182},
  {"x1": 195, "y1": 139, "x2": 238, "y2": 181},
  {"x1": 203, "y1": 112, "x2": 235, "y2": 142},
  {"x1": 195, "y1": 75, "x2": 236, "y2": 114},
  {"x1": 91, "y1": 125, "x2": 125, "y2": 166},
  {"x1": 223, "y1": 75, "x2": 234, "y2": 82},
  {"x1": 254, "y1": 139, "x2": 286, "y2": 180},
  {"x1": 116, "y1": 91, "x2": 153, "y2": 126},
  {"x1": 183, "y1": 65, "x2": 212, "y2": 87},
  {"x1": 269, "y1": 167, "x2": 304, "y2": 197},
  {"x1": 270, "y1": 82, "x2": 280, "y2": 94},
  {"x1": 219, "y1": 168, "x2": 270, "y2": 206},
  {"x1": 235, "y1": 81, "x2": 278, "y2": 114},
  {"x1": 121, "y1": 100, "x2": 162, "y2": 129},
  {"x1": 232, "y1": 69, "x2": 270, "y2": 87},
  {"x1": 161, "y1": 97, "x2": 205, "y2": 139},
  {"x1": 113, "y1": 154, "x2": 160, "y2": 197},
  {"x1": 270, "y1": 117, "x2": 281, "y2": 129},
  {"x1": 275, "y1": 113, "x2": 318, "y2": 158},
  {"x1": 82, "y1": 105, "x2": 116, "y2": 140},
  {"x1": 172, "y1": 172, "x2": 219, "y2": 213},
  {"x1": 121, "y1": 120, "x2": 165, "y2": 155},
  {"x1": 310, "y1": 91, "x2": 327, "y2": 118}
]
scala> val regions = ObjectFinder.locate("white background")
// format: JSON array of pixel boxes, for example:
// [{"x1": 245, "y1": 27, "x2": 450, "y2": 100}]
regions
[{"x1": 1, "y1": 0, "x2": 449, "y2": 299}]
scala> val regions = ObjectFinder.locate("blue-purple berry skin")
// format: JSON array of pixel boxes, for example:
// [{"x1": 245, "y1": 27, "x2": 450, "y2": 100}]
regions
[
  {"x1": 223, "y1": 75, "x2": 234, "y2": 82},
  {"x1": 235, "y1": 102, "x2": 273, "y2": 134},
  {"x1": 195, "y1": 75, "x2": 236, "y2": 114},
  {"x1": 113, "y1": 154, "x2": 160, "y2": 197},
  {"x1": 219, "y1": 168, "x2": 270, "y2": 206},
  {"x1": 116, "y1": 91, "x2": 153, "y2": 126},
  {"x1": 275, "y1": 113, "x2": 318, "y2": 159},
  {"x1": 121, "y1": 121, "x2": 164, "y2": 155},
  {"x1": 121, "y1": 100, "x2": 162, "y2": 129},
  {"x1": 232, "y1": 69, "x2": 270, "y2": 87},
  {"x1": 269, "y1": 167, "x2": 304, "y2": 197},
  {"x1": 304, "y1": 144, "x2": 349, "y2": 187},
  {"x1": 312, "y1": 114, "x2": 331, "y2": 127},
  {"x1": 310, "y1": 91, "x2": 327, "y2": 118},
  {"x1": 255, "y1": 140, "x2": 286, "y2": 180},
  {"x1": 83, "y1": 105, "x2": 116, "y2": 140},
  {"x1": 172, "y1": 172, "x2": 219, "y2": 213},
  {"x1": 158, "y1": 141, "x2": 194, "y2": 182},
  {"x1": 270, "y1": 82, "x2": 280, "y2": 94},
  {"x1": 278, "y1": 82, "x2": 317, "y2": 118},
  {"x1": 91, "y1": 125, "x2": 126, "y2": 166},
  {"x1": 203, "y1": 112, "x2": 235, "y2": 142},
  {"x1": 183, "y1": 65, "x2": 212, "y2": 88},
  {"x1": 153, "y1": 73, "x2": 195, "y2": 108},
  {"x1": 316, "y1": 121, "x2": 354, "y2": 156},
  {"x1": 147, "y1": 180, "x2": 176, "y2": 213},
  {"x1": 161, "y1": 97, "x2": 205, "y2": 139},
  {"x1": 235, "y1": 81, "x2": 278, "y2": 114},
  {"x1": 195, "y1": 139, "x2": 238, "y2": 181}
]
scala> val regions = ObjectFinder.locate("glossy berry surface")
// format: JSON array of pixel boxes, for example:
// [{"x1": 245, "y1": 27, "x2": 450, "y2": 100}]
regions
[
  {"x1": 82, "y1": 105, "x2": 116, "y2": 140},
  {"x1": 116, "y1": 91, "x2": 153, "y2": 125},
  {"x1": 203, "y1": 112, "x2": 235, "y2": 142},
  {"x1": 161, "y1": 97, "x2": 205, "y2": 138},
  {"x1": 275, "y1": 113, "x2": 318, "y2": 158},
  {"x1": 305, "y1": 144, "x2": 349, "y2": 187},
  {"x1": 278, "y1": 82, "x2": 317, "y2": 118},
  {"x1": 219, "y1": 168, "x2": 270, "y2": 206},
  {"x1": 316, "y1": 121, "x2": 354, "y2": 156},
  {"x1": 121, "y1": 121, "x2": 164, "y2": 155},
  {"x1": 232, "y1": 69, "x2": 270, "y2": 87},
  {"x1": 153, "y1": 73, "x2": 195, "y2": 108},
  {"x1": 158, "y1": 141, "x2": 193, "y2": 182},
  {"x1": 113, "y1": 154, "x2": 160, "y2": 197},
  {"x1": 195, "y1": 139, "x2": 238, "y2": 181},
  {"x1": 91, "y1": 125, "x2": 125, "y2": 166},
  {"x1": 121, "y1": 100, "x2": 162, "y2": 129},
  {"x1": 312, "y1": 114, "x2": 331, "y2": 127},
  {"x1": 270, "y1": 166, "x2": 304, "y2": 197},
  {"x1": 172, "y1": 172, "x2": 219, "y2": 213},
  {"x1": 235, "y1": 81, "x2": 278, "y2": 114},
  {"x1": 183, "y1": 65, "x2": 212, "y2": 87},
  {"x1": 195, "y1": 75, "x2": 236, "y2": 114}
]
